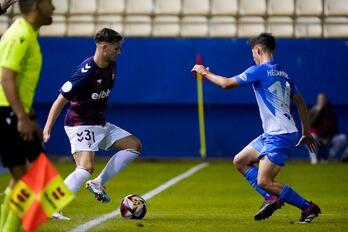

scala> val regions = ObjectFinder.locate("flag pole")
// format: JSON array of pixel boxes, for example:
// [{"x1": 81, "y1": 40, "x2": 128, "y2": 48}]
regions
[{"x1": 195, "y1": 55, "x2": 207, "y2": 159}]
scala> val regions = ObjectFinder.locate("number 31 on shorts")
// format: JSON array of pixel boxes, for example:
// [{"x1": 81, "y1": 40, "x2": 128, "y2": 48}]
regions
[{"x1": 76, "y1": 129, "x2": 96, "y2": 143}]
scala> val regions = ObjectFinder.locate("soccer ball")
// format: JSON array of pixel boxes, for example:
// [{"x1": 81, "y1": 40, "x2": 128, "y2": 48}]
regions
[{"x1": 120, "y1": 194, "x2": 147, "y2": 219}]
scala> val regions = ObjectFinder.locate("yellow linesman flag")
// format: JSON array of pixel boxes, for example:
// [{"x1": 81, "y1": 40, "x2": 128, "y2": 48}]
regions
[{"x1": 9, "y1": 153, "x2": 74, "y2": 232}]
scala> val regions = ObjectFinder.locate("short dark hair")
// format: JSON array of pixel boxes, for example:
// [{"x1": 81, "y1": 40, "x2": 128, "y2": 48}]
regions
[
  {"x1": 19, "y1": 0, "x2": 42, "y2": 14},
  {"x1": 248, "y1": 33, "x2": 276, "y2": 53},
  {"x1": 95, "y1": 28, "x2": 123, "y2": 44}
]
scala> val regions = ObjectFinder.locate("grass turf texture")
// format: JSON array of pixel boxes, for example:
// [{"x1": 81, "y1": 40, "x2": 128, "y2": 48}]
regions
[{"x1": 0, "y1": 161, "x2": 347, "y2": 232}]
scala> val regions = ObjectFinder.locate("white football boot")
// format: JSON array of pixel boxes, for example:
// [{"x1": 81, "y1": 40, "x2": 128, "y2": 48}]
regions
[
  {"x1": 52, "y1": 212, "x2": 70, "y2": 220},
  {"x1": 85, "y1": 180, "x2": 110, "y2": 203}
]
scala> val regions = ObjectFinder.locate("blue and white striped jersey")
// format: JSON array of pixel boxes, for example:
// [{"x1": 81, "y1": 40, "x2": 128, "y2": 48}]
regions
[{"x1": 234, "y1": 61, "x2": 298, "y2": 134}]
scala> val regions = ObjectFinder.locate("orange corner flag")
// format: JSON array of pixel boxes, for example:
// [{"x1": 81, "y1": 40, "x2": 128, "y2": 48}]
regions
[{"x1": 9, "y1": 153, "x2": 74, "y2": 232}]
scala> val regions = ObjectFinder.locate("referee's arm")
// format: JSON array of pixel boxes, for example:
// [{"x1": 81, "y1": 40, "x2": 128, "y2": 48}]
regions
[{"x1": 1, "y1": 68, "x2": 35, "y2": 141}]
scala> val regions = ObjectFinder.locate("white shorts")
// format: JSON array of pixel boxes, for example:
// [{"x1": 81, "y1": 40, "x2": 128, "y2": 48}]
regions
[{"x1": 64, "y1": 122, "x2": 132, "y2": 154}]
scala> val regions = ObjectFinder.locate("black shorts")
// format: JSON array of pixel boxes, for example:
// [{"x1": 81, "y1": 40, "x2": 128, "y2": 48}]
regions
[{"x1": 0, "y1": 107, "x2": 43, "y2": 167}]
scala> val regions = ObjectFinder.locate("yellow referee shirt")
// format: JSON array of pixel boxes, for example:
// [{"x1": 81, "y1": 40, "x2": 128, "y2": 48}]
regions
[{"x1": 0, "y1": 18, "x2": 42, "y2": 112}]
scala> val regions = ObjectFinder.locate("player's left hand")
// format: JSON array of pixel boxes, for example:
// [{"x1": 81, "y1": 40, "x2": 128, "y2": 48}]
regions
[
  {"x1": 296, "y1": 133, "x2": 319, "y2": 153},
  {"x1": 1, "y1": 0, "x2": 16, "y2": 10},
  {"x1": 191, "y1": 64, "x2": 209, "y2": 76}
]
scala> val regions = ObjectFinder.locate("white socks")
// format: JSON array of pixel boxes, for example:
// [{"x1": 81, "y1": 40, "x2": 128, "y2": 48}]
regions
[
  {"x1": 94, "y1": 149, "x2": 139, "y2": 184},
  {"x1": 64, "y1": 168, "x2": 91, "y2": 193},
  {"x1": 64, "y1": 149, "x2": 139, "y2": 191}
]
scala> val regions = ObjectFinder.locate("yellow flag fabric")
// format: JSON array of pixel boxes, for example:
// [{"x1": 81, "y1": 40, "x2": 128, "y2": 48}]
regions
[{"x1": 9, "y1": 153, "x2": 74, "y2": 232}]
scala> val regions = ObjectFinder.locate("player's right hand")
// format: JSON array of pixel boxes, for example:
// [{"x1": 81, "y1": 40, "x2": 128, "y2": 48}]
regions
[
  {"x1": 17, "y1": 117, "x2": 35, "y2": 141},
  {"x1": 296, "y1": 133, "x2": 319, "y2": 153},
  {"x1": 43, "y1": 127, "x2": 51, "y2": 143},
  {"x1": 191, "y1": 64, "x2": 209, "y2": 76}
]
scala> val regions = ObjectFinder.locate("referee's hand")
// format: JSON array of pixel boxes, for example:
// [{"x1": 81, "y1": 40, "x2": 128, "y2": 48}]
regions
[{"x1": 17, "y1": 116, "x2": 35, "y2": 141}]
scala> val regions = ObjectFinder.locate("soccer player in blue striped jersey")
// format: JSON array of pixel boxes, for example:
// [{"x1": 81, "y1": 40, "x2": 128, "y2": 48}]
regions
[{"x1": 191, "y1": 33, "x2": 321, "y2": 223}]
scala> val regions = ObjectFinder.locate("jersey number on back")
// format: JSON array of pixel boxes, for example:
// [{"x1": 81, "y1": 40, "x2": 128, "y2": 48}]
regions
[{"x1": 268, "y1": 81, "x2": 291, "y2": 106}]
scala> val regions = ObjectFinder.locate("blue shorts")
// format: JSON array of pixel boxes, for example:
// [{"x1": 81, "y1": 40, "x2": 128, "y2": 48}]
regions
[{"x1": 249, "y1": 132, "x2": 298, "y2": 166}]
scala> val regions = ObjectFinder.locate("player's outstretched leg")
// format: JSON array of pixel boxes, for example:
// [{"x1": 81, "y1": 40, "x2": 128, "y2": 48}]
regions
[
  {"x1": 86, "y1": 147, "x2": 140, "y2": 203},
  {"x1": 85, "y1": 149, "x2": 139, "y2": 203},
  {"x1": 254, "y1": 195, "x2": 284, "y2": 221},
  {"x1": 86, "y1": 136, "x2": 141, "y2": 203},
  {"x1": 94, "y1": 149, "x2": 139, "y2": 185},
  {"x1": 85, "y1": 180, "x2": 110, "y2": 203}
]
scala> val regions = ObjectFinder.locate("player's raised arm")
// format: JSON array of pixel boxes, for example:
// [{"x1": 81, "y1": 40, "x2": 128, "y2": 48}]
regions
[
  {"x1": 292, "y1": 94, "x2": 318, "y2": 153},
  {"x1": 43, "y1": 94, "x2": 68, "y2": 143},
  {"x1": 191, "y1": 64, "x2": 239, "y2": 89}
]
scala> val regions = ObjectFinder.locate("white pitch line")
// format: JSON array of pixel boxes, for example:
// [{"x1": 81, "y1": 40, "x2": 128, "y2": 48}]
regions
[{"x1": 70, "y1": 162, "x2": 209, "y2": 232}]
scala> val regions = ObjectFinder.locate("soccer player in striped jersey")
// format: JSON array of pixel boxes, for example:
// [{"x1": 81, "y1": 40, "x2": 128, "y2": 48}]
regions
[
  {"x1": 44, "y1": 28, "x2": 141, "y2": 220},
  {"x1": 192, "y1": 33, "x2": 321, "y2": 223}
]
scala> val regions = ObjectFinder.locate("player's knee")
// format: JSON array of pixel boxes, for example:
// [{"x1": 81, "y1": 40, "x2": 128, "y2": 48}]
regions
[
  {"x1": 81, "y1": 165, "x2": 95, "y2": 174},
  {"x1": 257, "y1": 178, "x2": 270, "y2": 191},
  {"x1": 134, "y1": 140, "x2": 142, "y2": 153},
  {"x1": 233, "y1": 156, "x2": 244, "y2": 171},
  {"x1": 128, "y1": 138, "x2": 142, "y2": 153},
  {"x1": 232, "y1": 158, "x2": 239, "y2": 168}
]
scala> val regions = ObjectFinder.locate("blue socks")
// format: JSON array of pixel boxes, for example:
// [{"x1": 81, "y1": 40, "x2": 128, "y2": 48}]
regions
[
  {"x1": 244, "y1": 166, "x2": 272, "y2": 200},
  {"x1": 244, "y1": 167, "x2": 311, "y2": 211},
  {"x1": 279, "y1": 185, "x2": 311, "y2": 210}
]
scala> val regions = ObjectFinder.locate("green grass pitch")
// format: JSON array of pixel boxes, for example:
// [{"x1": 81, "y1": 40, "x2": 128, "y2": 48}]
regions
[{"x1": 0, "y1": 161, "x2": 347, "y2": 232}]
